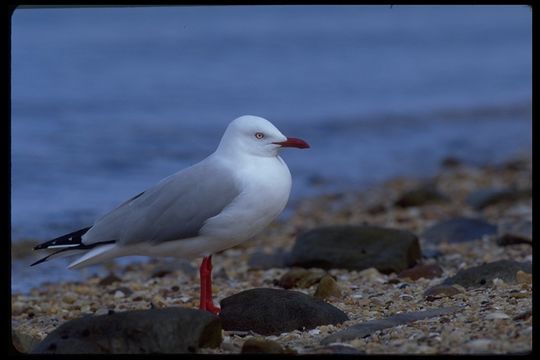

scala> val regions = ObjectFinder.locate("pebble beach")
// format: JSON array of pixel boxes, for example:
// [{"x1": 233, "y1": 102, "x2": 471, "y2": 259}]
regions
[{"x1": 11, "y1": 152, "x2": 532, "y2": 354}]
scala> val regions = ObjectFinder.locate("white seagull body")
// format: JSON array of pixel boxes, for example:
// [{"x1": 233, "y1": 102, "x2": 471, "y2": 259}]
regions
[{"x1": 32, "y1": 115, "x2": 309, "y2": 313}]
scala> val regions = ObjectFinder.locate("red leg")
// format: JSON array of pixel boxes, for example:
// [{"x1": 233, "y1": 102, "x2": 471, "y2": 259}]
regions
[
  {"x1": 199, "y1": 257, "x2": 208, "y2": 311},
  {"x1": 204, "y1": 255, "x2": 220, "y2": 314}
]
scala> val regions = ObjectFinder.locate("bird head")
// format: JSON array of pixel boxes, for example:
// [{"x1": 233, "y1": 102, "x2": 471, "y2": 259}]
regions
[{"x1": 217, "y1": 115, "x2": 309, "y2": 157}]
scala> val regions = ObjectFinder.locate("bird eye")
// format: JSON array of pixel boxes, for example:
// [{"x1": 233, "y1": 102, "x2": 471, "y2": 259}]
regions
[{"x1": 255, "y1": 132, "x2": 264, "y2": 139}]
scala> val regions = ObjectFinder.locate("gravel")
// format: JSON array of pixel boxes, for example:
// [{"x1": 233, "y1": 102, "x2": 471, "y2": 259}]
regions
[{"x1": 12, "y1": 153, "x2": 532, "y2": 354}]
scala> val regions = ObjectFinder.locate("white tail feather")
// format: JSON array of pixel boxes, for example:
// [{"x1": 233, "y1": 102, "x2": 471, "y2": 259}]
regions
[{"x1": 67, "y1": 244, "x2": 118, "y2": 269}]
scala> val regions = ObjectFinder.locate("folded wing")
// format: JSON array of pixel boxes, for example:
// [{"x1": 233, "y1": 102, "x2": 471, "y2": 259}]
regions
[{"x1": 83, "y1": 159, "x2": 241, "y2": 247}]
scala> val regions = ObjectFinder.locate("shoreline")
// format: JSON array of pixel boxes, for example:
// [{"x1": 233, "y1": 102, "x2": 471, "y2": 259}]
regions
[{"x1": 11, "y1": 151, "x2": 532, "y2": 354}]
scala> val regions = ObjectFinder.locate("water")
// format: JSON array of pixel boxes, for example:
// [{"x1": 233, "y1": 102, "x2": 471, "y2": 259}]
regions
[{"x1": 11, "y1": 5, "x2": 531, "y2": 293}]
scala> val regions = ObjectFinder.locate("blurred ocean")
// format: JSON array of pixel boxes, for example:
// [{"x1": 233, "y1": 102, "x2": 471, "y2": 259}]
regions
[{"x1": 11, "y1": 5, "x2": 531, "y2": 292}]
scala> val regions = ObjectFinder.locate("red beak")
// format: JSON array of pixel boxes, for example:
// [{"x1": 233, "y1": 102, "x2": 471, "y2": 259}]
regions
[{"x1": 273, "y1": 137, "x2": 310, "y2": 149}]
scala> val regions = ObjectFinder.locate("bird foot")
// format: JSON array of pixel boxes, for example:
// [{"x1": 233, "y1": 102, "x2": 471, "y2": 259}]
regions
[
  {"x1": 205, "y1": 303, "x2": 221, "y2": 315},
  {"x1": 199, "y1": 301, "x2": 220, "y2": 314}
]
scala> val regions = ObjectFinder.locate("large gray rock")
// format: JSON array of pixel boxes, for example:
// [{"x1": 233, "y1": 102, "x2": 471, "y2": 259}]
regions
[
  {"x1": 321, "y1": 307, "x2": 460, "y2": 345},
  {"x1": 288, "y1": 225, "x2": 421, "y2": 274},
  {"x1": 442, "y1": 260, "x2": 532, "y2": 289},
  {"x1": 32, "y1": 307, "x2": 222, "y2": 354},
  {"x1": 421, "y1": 217, "x2": 497, "y2": 244},
  {"x1": 219, "y1": 288, "x2": 348, "y2": 335}
]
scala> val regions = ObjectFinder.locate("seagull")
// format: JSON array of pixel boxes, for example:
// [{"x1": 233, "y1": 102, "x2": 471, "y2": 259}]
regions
[{"x1": 31, "y1": 115, "x2": 310, "y2": 314}]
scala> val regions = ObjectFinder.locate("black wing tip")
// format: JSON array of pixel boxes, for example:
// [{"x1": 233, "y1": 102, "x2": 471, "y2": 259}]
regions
[{"x1": 33, "y1": 226, "x2": 92, "y2": 251}]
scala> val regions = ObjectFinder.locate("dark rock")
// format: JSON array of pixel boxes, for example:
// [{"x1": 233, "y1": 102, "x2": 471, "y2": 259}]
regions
[
  {"x1": 421, "y1": 217, "x2": 497, "y2": 244},
  {"x1": 275, "y1": 268, "x2": 326, "y2": 289},
  {"x1": 98, "y1": 273, "x2": 121, "y2": 286},
  {"x1": 219, "y1": 288, "x2": 349, "y2": 336},
  {"x1": 288, "y1": 225, "x2": 421, "y2": 274},
  {"x1": 320, "y1": 307, "x2": 460, "y2": 345},
  {"x1": 394, "y1": 185, "x2": 449, "y2": 208},
  {"x1": 398, "y1": 263, "x2": 443, "y2": 280},
  {"x1": 497, "y1": 220, "x2": 532, "y2": 246},
  {"x1": 313, "y1": 275, "x2": 342, "y2": 299},
  {"x1": 442, "y1": 260, "x2": 532, "y2": 289},
  {"x1": 248, "y1": 249, "x2": 290, "y2": 270},
  {"x1": 32, "y1": 307, "x2": 222, "y2": 354},
  {"x1": 424, "y1": 284, "x2": 463, "y2": 301},
  {"x1": 466, "y1": 188, "x2": 531, "y2": 210},
  {"x1": 241, "y1": 337, "x2": 285, "y2": 353}
]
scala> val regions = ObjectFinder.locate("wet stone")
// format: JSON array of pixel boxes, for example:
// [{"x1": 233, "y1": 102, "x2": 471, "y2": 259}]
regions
[
  {"x1": 219, "y1": 288, "x2": 349, "y2": 336},
  {"x1": 32, "y1": 307, "x2": 222, "y2": 353},
  {"x1": 288, "y1": 225, "x2": 421, "y2": 274}
]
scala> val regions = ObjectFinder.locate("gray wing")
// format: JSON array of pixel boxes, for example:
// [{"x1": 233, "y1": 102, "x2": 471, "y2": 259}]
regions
[{"x1": 82, "y1": 159, "x2": 241, "y2": 246}]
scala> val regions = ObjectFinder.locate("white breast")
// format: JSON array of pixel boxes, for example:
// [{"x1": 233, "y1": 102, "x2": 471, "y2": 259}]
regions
[{"x1": 199, "y1": 155, "x2": 292, "y2": 250}]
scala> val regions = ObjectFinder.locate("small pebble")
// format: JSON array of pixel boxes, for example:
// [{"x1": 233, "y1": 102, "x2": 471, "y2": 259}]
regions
[
  {"x1": 485, "y1": 312, "x2": 510, "y2": 320},
  {"x1": 62, "y1": 293, "x2": 77, "y2": 304},
  {"x1": 95, "y1": 308, "x2": 109, "y2": 316}
]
